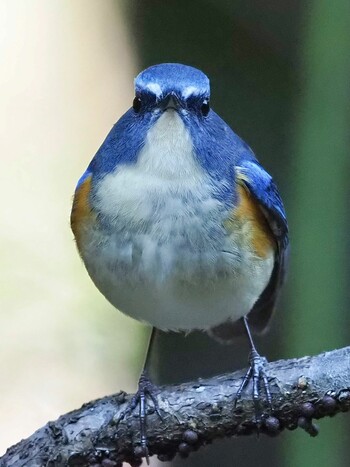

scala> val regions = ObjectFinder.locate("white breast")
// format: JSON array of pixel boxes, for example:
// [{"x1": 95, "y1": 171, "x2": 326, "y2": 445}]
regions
[{"x1": 81, "y1": 111, "x2": 274, "y2": 331}]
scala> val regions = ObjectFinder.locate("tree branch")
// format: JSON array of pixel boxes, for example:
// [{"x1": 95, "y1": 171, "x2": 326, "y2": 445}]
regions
[{"x1": 2, "y1": 347, "x2": 350, "y2": 467}]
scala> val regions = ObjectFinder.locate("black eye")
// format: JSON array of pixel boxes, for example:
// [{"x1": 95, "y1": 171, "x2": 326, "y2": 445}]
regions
[
  {"x1": 132, "y1": 96, "x2": 142, "y2": 113},
  {"x1": 201, "y1": 100, "x2": 210, "y2": 116}
]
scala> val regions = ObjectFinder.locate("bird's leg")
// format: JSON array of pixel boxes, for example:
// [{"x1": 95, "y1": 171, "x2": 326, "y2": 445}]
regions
[
  {"x1": 116, "y1": 327, "x2": 162, "y2": 464},
  {"x1": 233, "y1": 316, "x2": 272, "y2": 426}
]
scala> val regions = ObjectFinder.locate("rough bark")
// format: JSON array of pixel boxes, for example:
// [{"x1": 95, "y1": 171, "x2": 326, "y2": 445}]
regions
[{"x1": 2, "y1": 346, "x2": 350, "y2": 467}]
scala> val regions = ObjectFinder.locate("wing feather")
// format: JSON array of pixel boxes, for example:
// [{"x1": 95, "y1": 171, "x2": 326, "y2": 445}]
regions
[{"x1": 236, "y1": 160, "x2": 289, "y2": 333}]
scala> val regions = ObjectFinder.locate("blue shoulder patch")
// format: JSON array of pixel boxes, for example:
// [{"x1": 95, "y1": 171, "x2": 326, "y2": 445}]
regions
[{"x1": 236, "y1": 160, "x2": 288, "y2": 245}]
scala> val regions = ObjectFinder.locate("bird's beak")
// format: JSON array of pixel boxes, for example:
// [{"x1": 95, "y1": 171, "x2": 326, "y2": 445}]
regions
[{"x1": 164, "y1": 95, "x2": 180, "y2": 111}]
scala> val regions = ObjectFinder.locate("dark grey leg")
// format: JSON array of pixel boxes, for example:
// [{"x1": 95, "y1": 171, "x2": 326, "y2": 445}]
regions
[
  {"x1": 233, "y1": 316, "x2": 272, "y2": 425},
  {"x1": 116, "y1": 327, "x2": 162, "y2": 464}
]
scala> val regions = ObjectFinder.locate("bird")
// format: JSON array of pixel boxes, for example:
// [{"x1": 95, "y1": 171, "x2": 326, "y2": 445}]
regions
[{"x1": 71, "y1": 63, "x2": 289, "y2": 459}]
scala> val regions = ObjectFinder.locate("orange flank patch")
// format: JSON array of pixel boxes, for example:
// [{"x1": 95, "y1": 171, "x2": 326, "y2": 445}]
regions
[
  {"x1": 225, "y1": 184, "x2": 276, "y2": 258},
  {"x1": 70, "y1": 175, "x2": 95, "y2": 250}
]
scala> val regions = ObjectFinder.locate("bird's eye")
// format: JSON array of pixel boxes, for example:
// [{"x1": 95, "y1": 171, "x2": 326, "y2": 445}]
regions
[
  {"x1": 132, "y1": 96, "x2": 142, "y2": 113},
  {"x1": 201, "y1": 100, "x2": 210, "y2": 116}
]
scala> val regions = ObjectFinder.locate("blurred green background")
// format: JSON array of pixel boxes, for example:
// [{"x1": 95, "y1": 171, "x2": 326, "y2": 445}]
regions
[{"x1": 0, "y1": 1, "x2": 349, "y2": 466}]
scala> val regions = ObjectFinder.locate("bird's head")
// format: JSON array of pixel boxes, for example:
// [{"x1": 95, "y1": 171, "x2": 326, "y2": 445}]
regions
[
  {"x1": 83, "y1": 63, "x2": 246, "y2": 205},
  {"x1": 133, "y1": 63, "x2": 211, "y2": 118}
]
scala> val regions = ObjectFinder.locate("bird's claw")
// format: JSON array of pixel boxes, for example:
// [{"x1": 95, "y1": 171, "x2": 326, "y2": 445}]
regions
[
  {"x1": 116, "y1": 371, "x2": 162, "y2": 464},
  {"x1": 233, "y1": 349, "x2": 272, "y2": 427}
]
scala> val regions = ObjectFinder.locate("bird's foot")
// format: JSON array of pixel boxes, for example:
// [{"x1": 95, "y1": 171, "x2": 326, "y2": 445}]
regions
[
  {"x1": 116, "y1": 371, "x2": 162, "y2": 464},
  {"x1": 233, "y1": 348, "x2": 272, "y2": 428}
]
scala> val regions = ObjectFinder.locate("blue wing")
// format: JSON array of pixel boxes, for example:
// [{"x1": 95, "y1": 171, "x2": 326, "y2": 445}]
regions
[{"x1": 236, "y1": 158, "x2": 289, "y2": 333}]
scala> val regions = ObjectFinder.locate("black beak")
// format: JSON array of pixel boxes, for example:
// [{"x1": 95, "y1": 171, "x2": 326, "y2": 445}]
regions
[{"x1": 163, "y1": 95, "x2": 180, "y2": 111}]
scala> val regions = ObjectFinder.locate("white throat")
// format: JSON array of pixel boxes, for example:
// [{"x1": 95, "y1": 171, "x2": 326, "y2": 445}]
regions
[{"x1": 136, "y1": 110, "x2": 202, "y2": 179}]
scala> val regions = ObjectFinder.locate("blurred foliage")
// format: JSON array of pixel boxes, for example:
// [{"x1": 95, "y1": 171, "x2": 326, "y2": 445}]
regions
[{"x1": 285, "y1": 0, "x2": 350, "y2": 466}]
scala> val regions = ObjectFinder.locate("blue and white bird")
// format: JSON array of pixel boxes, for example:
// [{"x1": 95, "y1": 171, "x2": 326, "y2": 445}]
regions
[{"x1": 71, "y1": 63, "x2": 289, "y2": 455}]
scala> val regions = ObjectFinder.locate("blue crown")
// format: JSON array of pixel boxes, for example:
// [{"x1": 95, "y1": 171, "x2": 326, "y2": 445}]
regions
[{"x1": 135, "y1": 63, "x2": 210, "y2": 100}]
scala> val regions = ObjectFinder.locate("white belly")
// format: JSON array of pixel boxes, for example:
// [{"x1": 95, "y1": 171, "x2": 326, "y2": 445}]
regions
[{"x1": 80, "y1": 111, "x2": 274, "y2": 331}]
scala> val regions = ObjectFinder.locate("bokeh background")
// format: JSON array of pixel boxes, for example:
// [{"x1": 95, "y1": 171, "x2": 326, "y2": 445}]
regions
[{"x1": 0, "y1": 1, "x2": 349, "y2": 466}]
